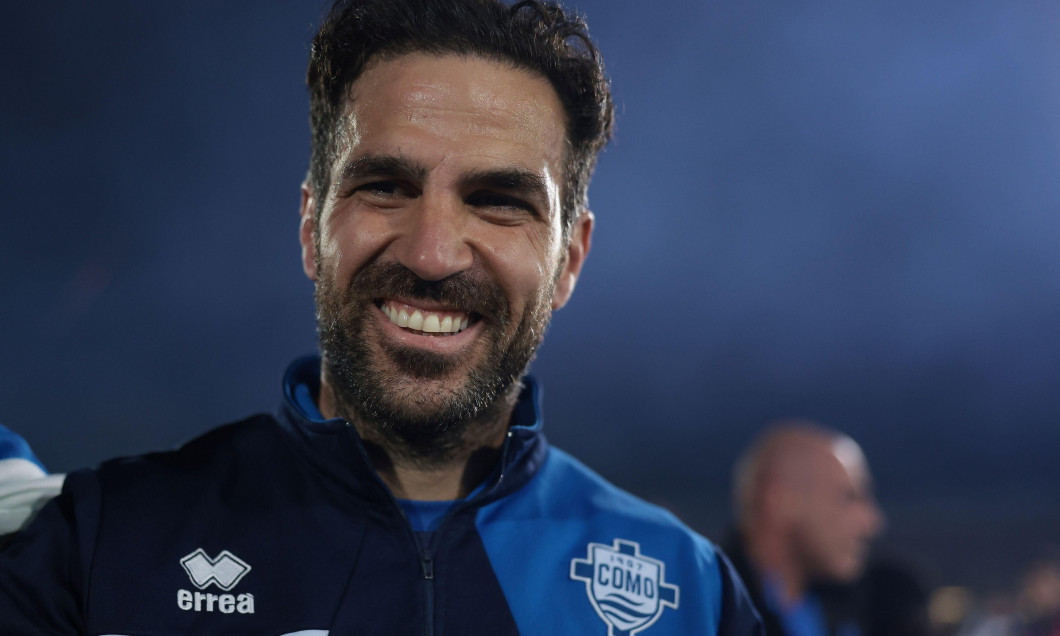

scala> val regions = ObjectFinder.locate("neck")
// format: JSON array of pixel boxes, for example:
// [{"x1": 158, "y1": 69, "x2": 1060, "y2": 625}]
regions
[
  {"x1": 317, "y1": 378, "x2": 517, "y2": 501},
  {"x1": 742, "y1": 523, "x2": 807, "y2": 606}
]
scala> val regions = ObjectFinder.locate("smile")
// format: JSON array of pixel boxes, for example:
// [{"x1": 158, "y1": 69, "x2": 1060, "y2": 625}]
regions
[{"x1": 380, "y1": 300, "x2": 472, "y2": 335}]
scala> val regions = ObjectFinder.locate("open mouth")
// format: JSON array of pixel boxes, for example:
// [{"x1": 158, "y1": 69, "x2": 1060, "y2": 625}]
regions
[{"x1": 378, "y1": 300, "x2": 476, "y2": 336}]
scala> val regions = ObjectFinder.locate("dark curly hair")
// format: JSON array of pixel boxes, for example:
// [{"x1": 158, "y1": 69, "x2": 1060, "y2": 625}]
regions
[{"x1": 306, "y1": 0, "x2": 614, "y2": 238}]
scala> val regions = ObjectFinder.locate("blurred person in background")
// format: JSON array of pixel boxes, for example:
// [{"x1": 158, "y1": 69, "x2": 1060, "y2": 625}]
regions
[
  {"x1": 1015, "y1": 551, "x2": 1060, "y2": 636},
  {"x1": 960, "y1": 550, "x2": 1060, "y2": 636},
  {"x1": 724, "y1": 420, "x2": 885, "y2": 636},
  {"x1": 0, "y1": 424, "x2": 64, "y2": 549},
  {"x1": 959, "y1": 594, "x2": 1019, "y2": 636}
]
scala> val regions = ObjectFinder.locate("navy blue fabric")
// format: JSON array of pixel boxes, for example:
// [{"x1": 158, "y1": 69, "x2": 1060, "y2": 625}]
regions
[
  {"x1": 0, "y1": 477, "x2": 87, "y2": 633},
  {"x1": 718, "y1": 551, "x2": 768, "y2": 636},
  {"x1": 0, "y1": 357, "x2": 762, "y2": 635}
]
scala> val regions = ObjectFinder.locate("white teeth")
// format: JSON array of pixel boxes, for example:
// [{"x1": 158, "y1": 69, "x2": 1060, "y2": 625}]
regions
[
  {"x1": 382, "y1": 301, "x2": 472, "y2": 334},
  {"x1": 408, "y1": 310, "x2": 424, "y2": 331}
]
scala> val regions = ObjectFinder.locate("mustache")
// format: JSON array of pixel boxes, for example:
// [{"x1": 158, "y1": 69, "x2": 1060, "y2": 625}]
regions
[{"x1": 346, "y1": 260, "x2": 509, "y2": 322}]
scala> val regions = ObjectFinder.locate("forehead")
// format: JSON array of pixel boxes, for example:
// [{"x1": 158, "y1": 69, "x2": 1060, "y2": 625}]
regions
[
  {"x1": 811, "y1": 440, "x2": 871, "y2": 495},
  {"x1": 338, "y1": 53, "x2": 567, "y2": 171}
]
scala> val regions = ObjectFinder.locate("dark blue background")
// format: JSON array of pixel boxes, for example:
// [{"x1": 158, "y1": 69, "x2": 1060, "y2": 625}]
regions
[{"x1": 3, "y1": 1, "x2": 1058, "y2": 593}]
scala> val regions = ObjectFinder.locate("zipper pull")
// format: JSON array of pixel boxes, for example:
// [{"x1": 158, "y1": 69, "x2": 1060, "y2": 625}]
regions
[{"x1": 422, "y1": 549, "x2": 435, "y2": 580}]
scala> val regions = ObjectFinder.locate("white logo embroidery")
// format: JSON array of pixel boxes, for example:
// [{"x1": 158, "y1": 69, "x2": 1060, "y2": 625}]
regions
[
  {"x1": 180, "y1": 548, "x2": 252, "y2": 591},
  {"x1": 570, "y1": 539, "x2": 679, "y2": 635},
  {"x1": 176, "y1": 548, "x2": 256, "y2": 614}
]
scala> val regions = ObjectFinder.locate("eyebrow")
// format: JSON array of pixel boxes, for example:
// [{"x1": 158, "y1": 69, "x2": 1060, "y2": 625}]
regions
[{"x1": 338, "y1": 153, "x2": 427, "y2": 186}]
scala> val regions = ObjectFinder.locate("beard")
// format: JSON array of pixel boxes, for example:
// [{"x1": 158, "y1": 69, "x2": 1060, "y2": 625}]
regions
[{"x1": 315, "y1": 259, "x2": 553, "y2": 464}]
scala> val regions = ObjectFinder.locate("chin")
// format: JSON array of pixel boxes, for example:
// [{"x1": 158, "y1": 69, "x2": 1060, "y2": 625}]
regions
[{"x1": 829, "y1": 560, "x2": 866, "y2": 583}]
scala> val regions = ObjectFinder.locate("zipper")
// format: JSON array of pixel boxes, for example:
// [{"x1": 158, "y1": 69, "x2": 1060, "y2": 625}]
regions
[
  {"x1": 421, "y1": 547, "x2": 435, "y2": 636},
  {"x1": 413, "y1": 435, "x2": 519, "y2": 635},
  {"x1": 343, "y1": 426, "x2": 437, "y2": 635},
  {"x1": 342, "y1": 423, "x2": 519, "y2": 635}
]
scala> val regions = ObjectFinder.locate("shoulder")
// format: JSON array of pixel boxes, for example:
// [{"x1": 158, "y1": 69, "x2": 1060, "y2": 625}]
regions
[
  {"x1": 484, "y1": 445, "x2": 721, "y2": 582},
  {"x1": 476, "y1": 446, "x2": 763, "y2": 634},
  {"x1": 544, "y1": 447, "x2": 726, "y2": 581},
  {"x1": 533, "y1": 447, "x2": 710, "y2": 541},
  {"x1": 91, "y1": 414, "x2": 281, "y2": 486},
  {"x1": 61, "y1": 414, "x2": 285, "y2": 521}
]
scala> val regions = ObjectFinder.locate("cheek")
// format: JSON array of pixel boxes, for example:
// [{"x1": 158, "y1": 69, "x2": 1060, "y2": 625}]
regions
[
  {"x1": 319, "y1": 206, "x2": 392, "y2": 282},
  {"x1": 807, "y1": 519, "x2": 858, "y2": 576},
  {"x1": 475, "y1": 224, "x2": 558, "y2": 299},
  {"x1": 804, "y1": 507, "x2": 850, "y2": 556}
]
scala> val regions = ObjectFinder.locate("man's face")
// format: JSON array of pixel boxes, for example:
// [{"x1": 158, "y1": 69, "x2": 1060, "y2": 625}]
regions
[
  {"x1": 299, "y1": 53, "x2": 591, "y2": 453},
  {"x1": 791, "y1": 441, "x2": 884, "y2": 582}
]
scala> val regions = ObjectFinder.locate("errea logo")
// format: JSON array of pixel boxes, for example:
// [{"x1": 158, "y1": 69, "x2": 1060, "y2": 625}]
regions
[
  {"x1": 181, "y1": 548, "x2": 251, "y2": 590},
  {"x1": 177, "y1": 548, "x2": 255, "y2": 614}
]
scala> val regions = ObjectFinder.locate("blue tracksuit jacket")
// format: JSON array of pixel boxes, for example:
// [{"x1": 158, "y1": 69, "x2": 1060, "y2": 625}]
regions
[{"x1": 0, "y1": 357, "x2": 762, "y2": 635}]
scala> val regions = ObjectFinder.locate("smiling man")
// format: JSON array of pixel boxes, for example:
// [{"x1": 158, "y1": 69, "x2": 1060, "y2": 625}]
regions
[
  {"x1": 0, "y1": 1, "x2": 761, "y2": 634},
  {"x1": 305, "y1": 52, "x2": 581, "y2": 501}
]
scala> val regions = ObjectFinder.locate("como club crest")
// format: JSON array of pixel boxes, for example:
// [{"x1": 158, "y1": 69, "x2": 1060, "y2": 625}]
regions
[{"x1": 570, "y1": 539, "x2": 679, "y2": 635}]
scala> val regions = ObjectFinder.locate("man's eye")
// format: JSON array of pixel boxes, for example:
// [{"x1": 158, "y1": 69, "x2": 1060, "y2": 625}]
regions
[
  {"x1": 467, "y1": 191, "x2": 534, "y2": 214},
  {"x1": 355, "y1": 180, "x2": 414, "y2": 198}
]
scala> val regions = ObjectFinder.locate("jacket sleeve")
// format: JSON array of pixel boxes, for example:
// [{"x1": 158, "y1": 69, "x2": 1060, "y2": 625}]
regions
[
  {"x1": 716, "y1": 548, "x2": 765, "y2": 636},
  {"x1": 0, "y1": 470, "x2": 98, "y2": 635}
]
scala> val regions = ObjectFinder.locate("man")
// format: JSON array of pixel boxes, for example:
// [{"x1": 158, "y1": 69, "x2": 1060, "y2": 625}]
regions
[
  {"x1": 0, "y1": 1, "x2": 762, "y2": 633},
  {"x1": 724, "y1": 421, "x2": 884, "y2": 636},
  {"x1": 1015, "y1": 551, "x2": 1060, "y2": 636}
]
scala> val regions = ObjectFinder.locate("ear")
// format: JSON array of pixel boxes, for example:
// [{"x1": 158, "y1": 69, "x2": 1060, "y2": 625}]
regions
[
  {"x1": 552, "y1": 211, "x2": 593, "y2": 310},
  {"x1": 299, "y1": 182, "x2": 318, "y2": 281}
]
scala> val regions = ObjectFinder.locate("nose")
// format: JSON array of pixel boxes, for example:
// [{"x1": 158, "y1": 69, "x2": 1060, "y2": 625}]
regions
[{"x1": 391, "y1": 193, "x2": 474, "y2": 281}]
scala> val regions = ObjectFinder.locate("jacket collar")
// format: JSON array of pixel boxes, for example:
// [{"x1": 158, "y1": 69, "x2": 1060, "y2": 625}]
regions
[{"x1": 275, "y1": 355, "x2": 548, "y2": 506}]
